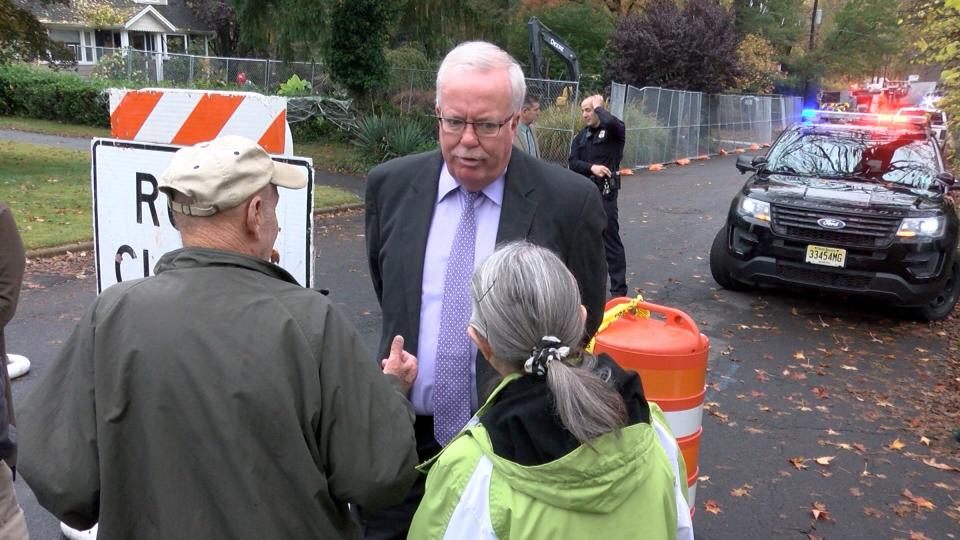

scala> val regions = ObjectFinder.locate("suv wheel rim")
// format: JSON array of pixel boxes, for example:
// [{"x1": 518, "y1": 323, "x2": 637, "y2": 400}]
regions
[{"x1": 930, "y1": 263, "x2": 959, "y2": 310}]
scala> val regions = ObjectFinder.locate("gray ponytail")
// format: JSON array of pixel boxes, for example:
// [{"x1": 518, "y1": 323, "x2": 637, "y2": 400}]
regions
[{"x1": 469, "y1": 241, "x2": 627, "y2": 444}]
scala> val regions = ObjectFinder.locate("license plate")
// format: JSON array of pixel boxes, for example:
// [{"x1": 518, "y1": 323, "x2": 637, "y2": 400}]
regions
[{"x1": 805, "y1": 245, "x2": 846, "y2": 268}]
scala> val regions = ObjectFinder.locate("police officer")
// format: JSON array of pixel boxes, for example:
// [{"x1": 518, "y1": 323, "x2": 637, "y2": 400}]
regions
[{"x1": 569, "y1": 94, "x2": 627, "y2": 297}]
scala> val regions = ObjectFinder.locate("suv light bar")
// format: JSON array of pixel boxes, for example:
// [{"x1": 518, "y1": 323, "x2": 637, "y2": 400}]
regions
[{"x1": 802, "y1": 109, "x2": 929, "y2": 128}]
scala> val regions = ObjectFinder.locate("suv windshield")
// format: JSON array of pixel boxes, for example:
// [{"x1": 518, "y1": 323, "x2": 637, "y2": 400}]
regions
[{"x1": 765, "y1": 127, "x2": 940, "y2": 190}]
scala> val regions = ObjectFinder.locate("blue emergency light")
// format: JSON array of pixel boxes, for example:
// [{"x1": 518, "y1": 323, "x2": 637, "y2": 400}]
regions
[{"x1": 801, "y1": 109, "x2": 817, "y2": 119}]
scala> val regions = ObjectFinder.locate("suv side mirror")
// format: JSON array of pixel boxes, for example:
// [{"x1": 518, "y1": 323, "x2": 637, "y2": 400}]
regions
[
  {"x1": 735, "y1": 155, "x2": 755, "y2": 174},
  {"x1": 937, "y1": 172, "x2": 955, "y2": 186}
]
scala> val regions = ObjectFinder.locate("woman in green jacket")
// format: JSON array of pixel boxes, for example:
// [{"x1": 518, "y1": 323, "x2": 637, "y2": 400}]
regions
[{"x1": 409, "y1": 241, "x2": 693, "y2": 539}]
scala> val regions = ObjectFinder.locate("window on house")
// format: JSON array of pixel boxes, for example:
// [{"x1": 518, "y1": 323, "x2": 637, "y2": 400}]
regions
[
  {"x1": 49, "y1": 29, "x2": 82, "y2": 61},
  {"x1": 165, "y1": 34, "x2": 186, "y2": 55},
  {"x1": 130, "y1": 32, "x2": 157, "y2": 52},
  {"x1": 83, "y1": 31, "x2": 94, "y2": 62}
]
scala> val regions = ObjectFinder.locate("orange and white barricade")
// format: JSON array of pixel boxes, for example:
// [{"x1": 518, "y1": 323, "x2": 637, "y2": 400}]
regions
[{"x1": 108, "y1": 88, "x2": 293, "y2": 155}]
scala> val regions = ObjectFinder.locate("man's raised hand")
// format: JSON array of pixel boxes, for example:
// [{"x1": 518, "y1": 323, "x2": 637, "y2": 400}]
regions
[{"x1": 381, "y1": 335, "x2": 418, "y2": 394}]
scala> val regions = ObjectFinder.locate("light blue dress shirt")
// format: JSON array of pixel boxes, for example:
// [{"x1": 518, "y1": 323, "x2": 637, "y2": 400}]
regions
[{"x1": 412, "y1": 163, "x2": 505, "y2": 416}]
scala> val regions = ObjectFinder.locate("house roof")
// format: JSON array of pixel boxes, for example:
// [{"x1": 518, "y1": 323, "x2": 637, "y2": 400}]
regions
[{"x1": 15, "y1": 0, "x2": 213, "y2": 33}]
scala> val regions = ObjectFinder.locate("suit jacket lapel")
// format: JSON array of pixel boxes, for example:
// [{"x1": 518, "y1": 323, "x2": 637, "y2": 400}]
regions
[
  {"x1": 496, "y1": 151, "x2": 537, "y2": 244},
  {"x1": 401, "y1": 151, "x2": 443, "y2": 332}
]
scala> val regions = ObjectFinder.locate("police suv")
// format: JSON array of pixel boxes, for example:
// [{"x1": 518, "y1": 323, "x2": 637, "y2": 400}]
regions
[{"x1": 710, "y1": 110, "x2": 960, "y2": 320}]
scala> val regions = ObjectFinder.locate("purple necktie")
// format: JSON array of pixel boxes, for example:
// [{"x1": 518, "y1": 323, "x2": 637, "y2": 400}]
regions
[{"x1": 434, "y1": 188, "x2": 479, "y2": 445}]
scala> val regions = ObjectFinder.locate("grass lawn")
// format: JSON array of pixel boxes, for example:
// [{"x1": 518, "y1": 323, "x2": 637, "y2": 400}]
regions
[
  {"x1": 0, "y1": 116, "x2": 110, "y2": 139},
  {"x1": 0, "y1": 141, "x2": 92, "y2": 250},
  {"x1": 0, "y1": 140, "x2": 360, "y2": 250},
  {"x1": 298, "y1": 140, "x2": 367, "y2": 175}
]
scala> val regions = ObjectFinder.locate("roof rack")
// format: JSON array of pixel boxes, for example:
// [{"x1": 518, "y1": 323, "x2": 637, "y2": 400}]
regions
[{"x1": 801, "y1": 109, "x2": 929, "y2": 128}]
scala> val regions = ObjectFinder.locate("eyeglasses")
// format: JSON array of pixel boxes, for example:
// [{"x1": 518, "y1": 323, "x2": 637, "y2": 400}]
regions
[{"x1": 436, "y1": 114, "x2": 515, "y2": 138}]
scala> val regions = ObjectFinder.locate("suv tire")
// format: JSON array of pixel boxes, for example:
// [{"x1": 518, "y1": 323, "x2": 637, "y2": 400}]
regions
[
  {"x1": 710, "y1": 227, "x2": 753, "y2": 291},
  {"x1": 915, "y1": 258, "x2": 960, "y2": 321}
]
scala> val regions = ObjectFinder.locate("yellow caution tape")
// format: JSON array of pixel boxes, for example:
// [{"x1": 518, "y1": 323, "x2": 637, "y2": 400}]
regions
[{"x1": 585, "y1": 294, "x2": 650, "y2": 354}]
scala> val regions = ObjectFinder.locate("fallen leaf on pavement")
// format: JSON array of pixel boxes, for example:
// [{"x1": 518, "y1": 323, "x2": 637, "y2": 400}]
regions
[
  {"x1": 888, "y1": 438, "x2": 906, "y2": 451},
  {"x1": 811, "y1": 501, "x2": 830, "y2": 521},
  {"x1": 922, "y1": 458, "x2": 960, "y2": 472},
  {"x1": 902, "y1": 489, "x2": 936, "y2": 511},
  {"x1": 789, "y1": 457, "x2": 809, "y2": 470},
  {"x1": 863, "y1": 507, "x2": 884, "y2": 518},
  {"x1": 730, "y1": 484, "x2": 752, "y2": 497},
  {"x1": 826, "y1": 428, "x2": 840, "y2": 435},
  {"x1": 849, "y1": 487, "x2": 862, "y2": 497},
  {"x1": 909, "y1": 532, "x2": 932, "y2": 540},
  {"x1": 794, "y1": 351, "x2": 806, "y2": 361},
  {"x1": 704, "y1": 500, "x2": 721, "y2": 514},
  {"x1": 840, "y1": 364, "x2": 858, "y2": 371},
  {"x1": 920, "y1": 436, "x2": 930, "y2": 446},
  {"x1": 933, "y1": 482, "x2": 955, "y2": 490},
  {"x1": 814, "y1": 456, "x2": 835, "y2": 466}
]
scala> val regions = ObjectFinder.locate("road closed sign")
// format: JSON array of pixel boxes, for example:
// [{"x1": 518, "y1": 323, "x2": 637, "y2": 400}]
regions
[{"x1": 91, "y1": 138, "x2": 314, "y2": 293}]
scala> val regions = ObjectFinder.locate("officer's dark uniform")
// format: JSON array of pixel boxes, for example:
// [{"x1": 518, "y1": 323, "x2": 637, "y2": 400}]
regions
[{"x1": 569, "y1": 106, "x2": 627, "y2": 297}]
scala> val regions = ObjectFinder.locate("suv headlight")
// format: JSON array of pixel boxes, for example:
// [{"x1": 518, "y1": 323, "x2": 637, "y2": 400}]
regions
[
  {"x1": 738, "y1": 196, "x2": 771, "y2": 222},
  {"x1": 897, "y1": 216, "x2": 945, "y2": 238}
]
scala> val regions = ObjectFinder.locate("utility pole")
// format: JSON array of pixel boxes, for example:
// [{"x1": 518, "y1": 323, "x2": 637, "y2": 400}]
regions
[
  {"x1": 808, "y1": 0, "x2": 820, "y2": 51},
  {"x1": 803, "y1": 0, "x2": 821, "y2": 108}
]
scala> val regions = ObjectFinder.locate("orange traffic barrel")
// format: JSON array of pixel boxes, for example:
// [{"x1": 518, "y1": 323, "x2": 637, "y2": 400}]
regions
[{"x1": 593, "y1": 297, "x2": 709, "y2": 510}]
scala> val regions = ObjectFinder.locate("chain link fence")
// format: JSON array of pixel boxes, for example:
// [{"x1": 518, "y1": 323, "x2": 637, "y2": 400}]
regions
[
  {"x1": 90, "y1": 47, "x2": 330, "y2": 95},
  {"x1": 612, "y1": 85, "x2": 803, "y2": 168}
]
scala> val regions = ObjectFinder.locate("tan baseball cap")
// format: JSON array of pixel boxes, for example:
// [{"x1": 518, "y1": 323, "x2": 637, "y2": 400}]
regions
[{"x1": 159, "y1": 135, "x2": 307, "y2": 216}]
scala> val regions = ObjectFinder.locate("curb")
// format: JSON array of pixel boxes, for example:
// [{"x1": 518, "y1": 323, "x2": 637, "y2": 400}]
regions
[{"x1": 24, "y1": 202, "x2": 365, "y2": 259}]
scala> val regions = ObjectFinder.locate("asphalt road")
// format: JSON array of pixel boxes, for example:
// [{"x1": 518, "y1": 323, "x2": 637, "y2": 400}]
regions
[{"x1": 7, "y1": 154, "x2": 960, "y2": 538}]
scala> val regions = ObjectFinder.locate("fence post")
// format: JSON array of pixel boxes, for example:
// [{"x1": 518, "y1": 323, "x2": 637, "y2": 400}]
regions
[
  {"x1": 264, "y1": 59, "x2": 271, "y2": 91},
  {"x1": 310, "y1": 62, "x2": 316, "y2": 93},
  {"x1": 189, "y1": 54, "x2": 194, "y2": 84},
  {"x1": 226, "y1": 58, "x2": 230, "y2": 84}
]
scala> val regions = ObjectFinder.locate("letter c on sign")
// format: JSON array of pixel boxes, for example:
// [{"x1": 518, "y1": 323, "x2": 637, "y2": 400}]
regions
[{"x1": 115, "y1": 245, "x2": 137, "y2": 283}]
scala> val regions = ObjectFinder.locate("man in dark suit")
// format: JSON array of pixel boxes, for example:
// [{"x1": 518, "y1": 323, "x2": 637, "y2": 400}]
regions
[{"x1": 363, "y1": 41, "x2": 606, "y2": 538}]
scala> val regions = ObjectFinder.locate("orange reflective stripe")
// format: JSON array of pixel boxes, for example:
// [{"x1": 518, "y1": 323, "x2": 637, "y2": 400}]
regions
[
  {"x1": 110, "y1": 90, "x2": 164, "y2": 140},
  {"x1": 171, "y1": 94, "x2": 244, "y2": 146},
  {"x1": 257, "y1": 110, "x2": 286, "y2": 154}
]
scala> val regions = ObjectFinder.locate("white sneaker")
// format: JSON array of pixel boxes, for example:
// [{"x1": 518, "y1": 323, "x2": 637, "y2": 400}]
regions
[
  {"x1": 60, "y1": 522, "x2": 97, "y2": 539},
  {"x1": 5, "y1": 354, "x2": 29, "y2": 379}
]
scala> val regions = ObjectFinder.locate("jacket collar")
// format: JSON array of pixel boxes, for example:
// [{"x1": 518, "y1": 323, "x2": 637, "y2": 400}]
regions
[{"x1": 154, "y1": 247, "x2": 300, "y2": 286}]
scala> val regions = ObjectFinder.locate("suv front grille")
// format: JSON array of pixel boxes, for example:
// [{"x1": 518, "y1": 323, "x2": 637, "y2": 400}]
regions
[
  {"x1": 772, "y1": 205, "x2": 901, "y2": 248},
  {"x1": 776, "y1": 263, "x2": 873, "y2": 289}
]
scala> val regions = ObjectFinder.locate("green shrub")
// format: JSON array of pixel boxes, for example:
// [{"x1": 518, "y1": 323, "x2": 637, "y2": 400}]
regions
[
  {"x1": 278, "y1": 74, "x2": 310, "y2": 97},
  {"x1": 0, "y1": 64, "x2": 109, "y2": 127},
  {"x1": 352, "y1": 113, "x2": 435, "y2": 165},
  {"x1": 290, "y1": 116, "x2": 350, "y2": 143},
  {"x1": 534, "y1": 102, "x2": 579, "y2": 165},
  {"x1": 385, "y1": 45, "x2": 433, "y2": 71}
]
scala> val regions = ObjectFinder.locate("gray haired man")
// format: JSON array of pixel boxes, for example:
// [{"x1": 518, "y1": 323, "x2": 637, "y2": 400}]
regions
[{"x1": 19, "y1": 136, "x2": 418, "y2": 539}]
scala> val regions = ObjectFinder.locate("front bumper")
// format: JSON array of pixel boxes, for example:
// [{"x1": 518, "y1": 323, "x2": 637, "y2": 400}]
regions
[{"x1": 724, "y1": 217, "x2": 953, "y2": 306}]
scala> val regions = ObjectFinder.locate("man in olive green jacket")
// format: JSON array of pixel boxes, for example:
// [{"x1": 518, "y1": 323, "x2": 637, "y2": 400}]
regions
[
  {"x1": 19, "y1": 137, "x2": 419, "y2": 539},
  {"x1": 0, "y1": 203, "x2": 28, "y2": 539}
]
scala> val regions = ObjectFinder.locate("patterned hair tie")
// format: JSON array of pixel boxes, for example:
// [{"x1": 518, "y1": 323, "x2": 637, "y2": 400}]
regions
[{"x1": 524, "y1": 336, "x2": 570, "y2": 378}]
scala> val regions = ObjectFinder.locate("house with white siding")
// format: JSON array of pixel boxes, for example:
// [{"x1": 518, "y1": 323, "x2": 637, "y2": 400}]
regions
[{"x1": 17, "y1": 0, "x2": 215, "y2": 76}]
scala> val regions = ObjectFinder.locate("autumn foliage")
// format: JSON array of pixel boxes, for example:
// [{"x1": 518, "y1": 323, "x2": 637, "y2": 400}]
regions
[{"x1": 604, "y1": 0, "x2": 740, "y2": 93}]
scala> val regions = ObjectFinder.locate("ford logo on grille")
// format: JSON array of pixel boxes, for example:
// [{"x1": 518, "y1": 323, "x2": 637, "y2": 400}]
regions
[{"x1": 817, "y1": 218, "x2": 846, "y2": 229}]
